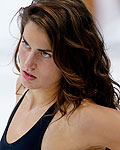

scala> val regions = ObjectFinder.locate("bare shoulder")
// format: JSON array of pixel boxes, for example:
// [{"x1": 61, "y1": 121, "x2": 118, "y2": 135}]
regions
[
  {"x1": 67, "y1": 99, "x2": 104, "y2": 131},
  {"x1": 80, "y1": 99, "x2": 120, "y2": 125},
  {"x1": 16, "y1": 76, "x2": 27, "y2": 104},
  {"x1": 75, "y1": 99, "x2": 120, "y2": 132},
  {"x1": 68, "y1": 99, "x2": 120, "y2": 149}
]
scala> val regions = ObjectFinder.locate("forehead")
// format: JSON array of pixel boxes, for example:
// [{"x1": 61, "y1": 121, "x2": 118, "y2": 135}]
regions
[{"x1": 23, "y1": 21, "x2": 51, "y2": 50}]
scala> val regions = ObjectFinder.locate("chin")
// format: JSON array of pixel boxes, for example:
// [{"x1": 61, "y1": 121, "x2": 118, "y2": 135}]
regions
[{"x1": 20, "y1": 77, "x2": 36, "y2": 89}]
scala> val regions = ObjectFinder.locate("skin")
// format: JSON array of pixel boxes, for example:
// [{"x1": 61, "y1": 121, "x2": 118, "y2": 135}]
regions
[
  {"x1": 6, "y1": 21, "x2": 120, "y2": 150},
  {"x1": 19, "y1": 21, "x2": 62, "y2": 107}
]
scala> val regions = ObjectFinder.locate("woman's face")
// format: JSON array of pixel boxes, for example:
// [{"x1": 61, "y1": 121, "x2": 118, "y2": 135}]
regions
[{"x1": 19, "y1": 21, "x2": 62, "y2": 90}]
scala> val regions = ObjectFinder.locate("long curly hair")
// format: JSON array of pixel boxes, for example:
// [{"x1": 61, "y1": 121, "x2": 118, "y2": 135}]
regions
[{"x1": 14, "y1": 0, "x2": 120, "y2": 117}]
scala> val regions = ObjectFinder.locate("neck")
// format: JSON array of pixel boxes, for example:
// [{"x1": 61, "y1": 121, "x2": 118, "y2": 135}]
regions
[{"x1": 26, "y1": 87, "x2": 58, "y2": 110}]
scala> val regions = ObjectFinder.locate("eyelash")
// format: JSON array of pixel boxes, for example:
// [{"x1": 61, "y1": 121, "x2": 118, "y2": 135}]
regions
[
  {"x1": 22, "y1": 39, "x2": 30, "y2": 49},
  {"x1": 40, "y1": 51, "x2": 52, "y2": 58},
  {"x1": 21, "y1": 39, "x2": 52, "y2": 58}
]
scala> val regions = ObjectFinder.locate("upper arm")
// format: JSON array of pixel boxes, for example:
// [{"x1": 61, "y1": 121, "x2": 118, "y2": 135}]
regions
[
  {"x1": 68, "y1": 101, "x2": 120, "y2": 149},
  {"x1": 94, "y1": 107, "x2": 120, "y2": 149},
  {"x1": 79, "y1": 104, "x2": 120, "y2": 149},
  {"x1": 15, "y1": 76, "x2": 26, "y2": 104}
]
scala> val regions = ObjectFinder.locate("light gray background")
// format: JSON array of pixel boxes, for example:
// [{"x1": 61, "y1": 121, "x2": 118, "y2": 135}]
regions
[{"x1": 0, "y1": 0, "x2": 120, "y2": 139}]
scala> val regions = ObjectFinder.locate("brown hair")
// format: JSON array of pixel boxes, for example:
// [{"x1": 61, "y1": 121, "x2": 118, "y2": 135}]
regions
[{"x1": 14, "y1": 0, "x2": 120, "y2": 117}]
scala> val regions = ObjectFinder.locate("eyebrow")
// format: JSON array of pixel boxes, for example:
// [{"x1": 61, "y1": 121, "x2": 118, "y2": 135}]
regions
[{"x1": 22, "y1": 36, "x2": 52, "y2": 52}]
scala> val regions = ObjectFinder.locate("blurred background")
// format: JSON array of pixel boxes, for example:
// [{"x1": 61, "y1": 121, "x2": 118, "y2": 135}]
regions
[{"x1": 0, "y1": 0, "x2": 120, "y2": 138}]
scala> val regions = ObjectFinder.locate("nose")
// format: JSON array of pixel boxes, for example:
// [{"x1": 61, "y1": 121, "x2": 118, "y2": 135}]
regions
[{"x1": 24, "y1": 52, "x2": 37, "y2": 71}]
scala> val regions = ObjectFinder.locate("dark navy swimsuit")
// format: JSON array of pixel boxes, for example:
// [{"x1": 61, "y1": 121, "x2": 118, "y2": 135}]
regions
[{"x1": 0, "y1": 90, "x2": 56, "y2": 150}]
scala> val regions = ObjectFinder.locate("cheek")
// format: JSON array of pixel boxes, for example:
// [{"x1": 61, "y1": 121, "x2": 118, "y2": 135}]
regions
[
  {"x1": 37, "y1": 59, "x2": 61, "y2": 78},
  {"x1": 46, "y1": 62, "x2": 62, "y2": 80},
  {"x1": 18, "y1": 44, "x2": 27, "y2": 63}
]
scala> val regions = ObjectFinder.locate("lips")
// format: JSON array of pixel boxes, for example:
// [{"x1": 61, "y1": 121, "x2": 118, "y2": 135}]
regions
[{"x1": 22, "y1": 71, "x2": 37, "y2": 80}]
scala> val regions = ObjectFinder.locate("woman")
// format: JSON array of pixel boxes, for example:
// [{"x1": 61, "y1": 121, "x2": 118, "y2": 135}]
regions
[{"x1": 0, "y1": 0, "x2": 120, "y2": 149}]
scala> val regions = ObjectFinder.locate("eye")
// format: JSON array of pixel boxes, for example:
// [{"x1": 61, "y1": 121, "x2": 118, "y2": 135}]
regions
[
  {"x1": 22, "y1": 39, "x2": 31, "y2": 49},
  {"x1": 41, "y1": 51, "x2": 52, "y2": 58}
]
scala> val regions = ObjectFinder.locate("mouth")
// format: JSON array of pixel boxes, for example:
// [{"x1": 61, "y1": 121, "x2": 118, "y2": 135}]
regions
[{"x1": 22, "y1": 71, "x2": 37, "y2": 80}]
